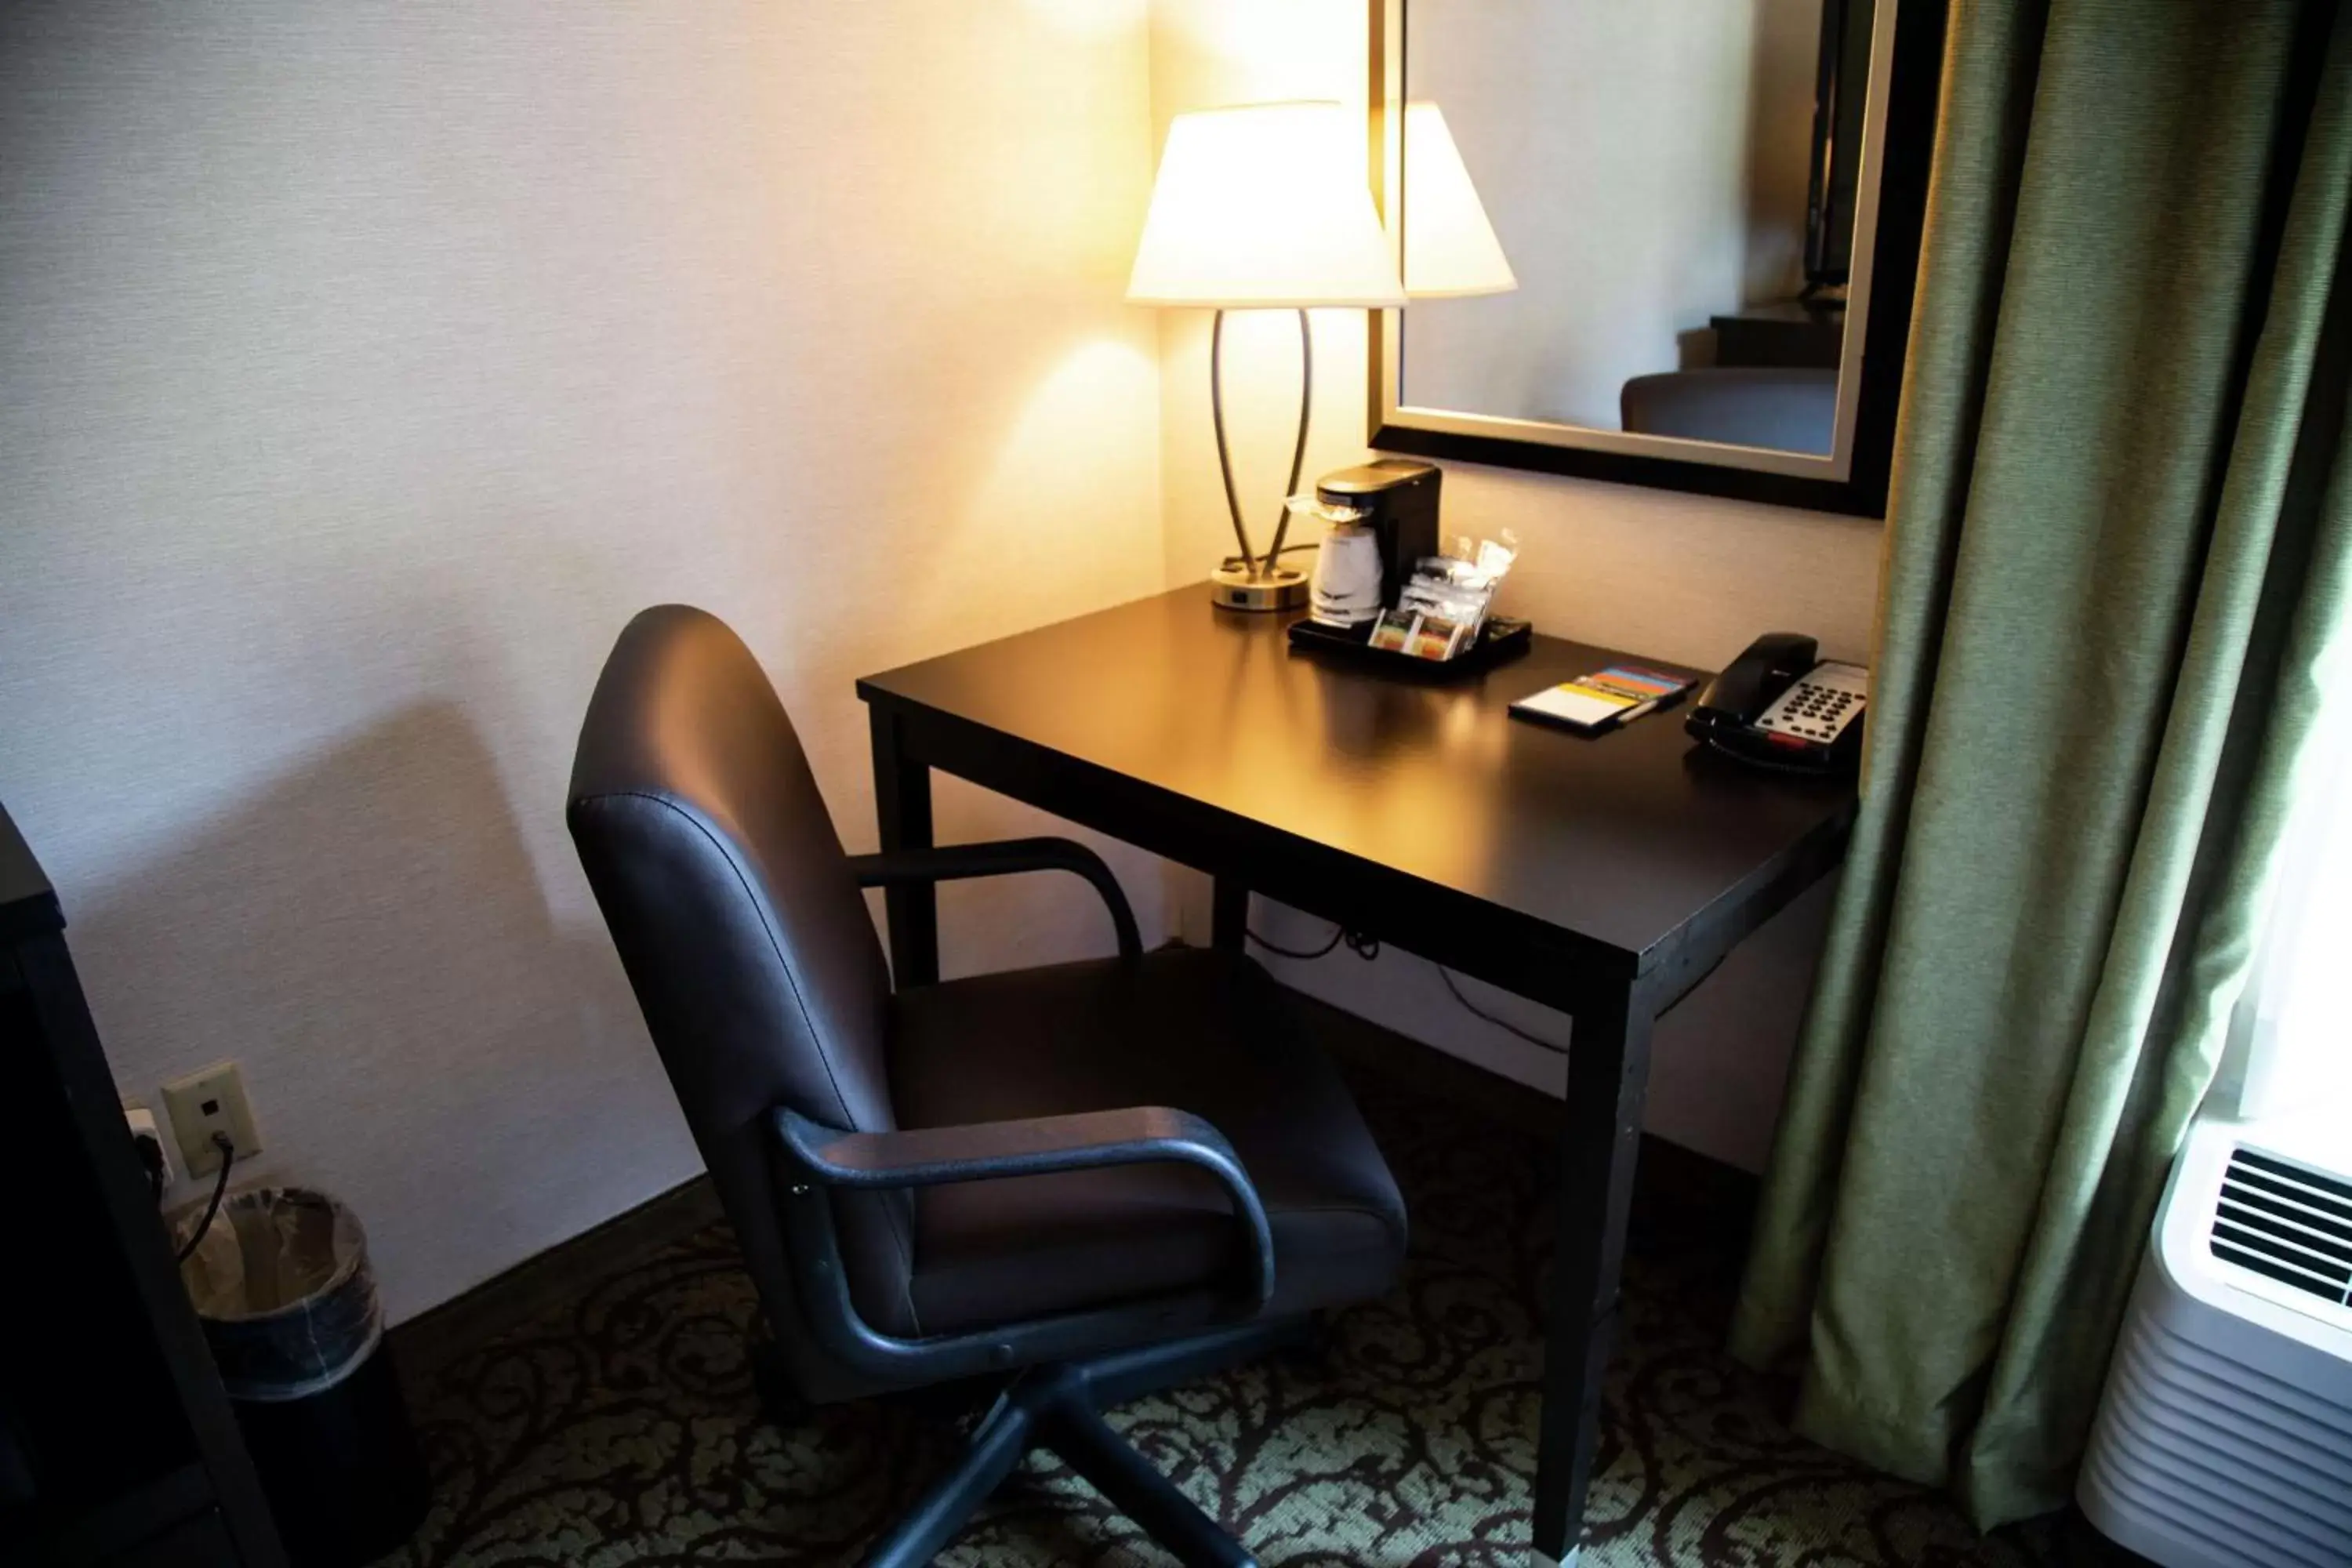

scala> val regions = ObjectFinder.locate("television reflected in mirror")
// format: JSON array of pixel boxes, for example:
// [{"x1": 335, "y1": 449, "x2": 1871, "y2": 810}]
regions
[{"x1": 1368, "y1": 0, "x2": 1947, "y2": 517}]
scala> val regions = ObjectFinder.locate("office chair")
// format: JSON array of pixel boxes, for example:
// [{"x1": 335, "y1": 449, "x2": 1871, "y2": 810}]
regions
[{"x1": 566, "y1": 605, "x2": 1407, "y2": 1568}]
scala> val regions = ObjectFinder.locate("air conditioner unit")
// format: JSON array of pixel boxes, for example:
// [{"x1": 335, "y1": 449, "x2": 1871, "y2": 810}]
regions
[{"x1": 2078, "y1": 1112, "x2": 2352, "y2": 1567}]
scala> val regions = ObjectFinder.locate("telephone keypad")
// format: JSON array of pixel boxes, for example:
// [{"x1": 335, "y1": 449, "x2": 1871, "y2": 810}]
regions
[{"x1": 1755, "y1": 662, "x2": 1870, "y2": 746}]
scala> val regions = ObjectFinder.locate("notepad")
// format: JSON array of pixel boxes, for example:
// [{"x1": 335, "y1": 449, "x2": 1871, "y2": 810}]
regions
[{"x1": 1510, "y1": 664, "x2": 1695, "y2": 734}]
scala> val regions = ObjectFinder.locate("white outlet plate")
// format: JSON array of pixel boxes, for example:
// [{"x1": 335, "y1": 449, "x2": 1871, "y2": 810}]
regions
[{"x1": 162, "y1": 1062, "x2": 261, "y2": 1177}]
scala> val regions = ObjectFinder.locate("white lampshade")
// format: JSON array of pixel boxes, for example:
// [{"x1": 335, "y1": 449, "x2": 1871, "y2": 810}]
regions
[
  {"x1": 1402, "y1": 102, "x2": 1515, "y2": 298},
  {"x1": 1127, "y1": 102, "x2": 1405, "y2": 310}
]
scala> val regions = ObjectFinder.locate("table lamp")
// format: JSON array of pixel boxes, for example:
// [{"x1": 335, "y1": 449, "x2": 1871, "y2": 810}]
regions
[{"x1": 1129, "y1": 102, "x2": 1405, "y2": 612}]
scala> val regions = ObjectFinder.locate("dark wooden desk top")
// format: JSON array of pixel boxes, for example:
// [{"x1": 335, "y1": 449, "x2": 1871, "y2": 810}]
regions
[{"x1": 859, "y1": 588, "x2": 1855, "y2": 972}]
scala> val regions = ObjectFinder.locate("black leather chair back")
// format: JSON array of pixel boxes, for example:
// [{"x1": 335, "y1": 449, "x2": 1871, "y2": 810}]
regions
[{"x1": 568, "y1": 605, "x2": 904, "y2": 1376}]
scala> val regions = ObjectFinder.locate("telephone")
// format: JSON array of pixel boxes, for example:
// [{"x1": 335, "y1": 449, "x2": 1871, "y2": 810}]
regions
[{"x1": 1686, "y1": 633, "x2": 1868, "y2": 774}]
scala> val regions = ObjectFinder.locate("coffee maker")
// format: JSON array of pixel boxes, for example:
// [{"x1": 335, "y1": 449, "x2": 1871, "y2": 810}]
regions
[{"x1": 1313, "y1": 460, "x2": 1440, "y2": 611}]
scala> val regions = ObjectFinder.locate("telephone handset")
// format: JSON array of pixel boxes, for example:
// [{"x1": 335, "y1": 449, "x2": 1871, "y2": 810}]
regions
[{"x1": 1686, "y1": 633, "x2": 1868, "y2": 774}]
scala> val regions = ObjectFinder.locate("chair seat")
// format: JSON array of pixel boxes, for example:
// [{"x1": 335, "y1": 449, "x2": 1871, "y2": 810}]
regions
[{"x1": 852, "y1": 947, "x2": 1407, "y2": 1339}]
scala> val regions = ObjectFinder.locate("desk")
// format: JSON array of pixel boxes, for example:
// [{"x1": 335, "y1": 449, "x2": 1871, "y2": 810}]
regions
[
  {"x1": 1710, "y1": 299, "x2": 1848, "y2": 368},
  {"x1": 857, "y1": 587, "x2": 1855, "y2": 1566}
]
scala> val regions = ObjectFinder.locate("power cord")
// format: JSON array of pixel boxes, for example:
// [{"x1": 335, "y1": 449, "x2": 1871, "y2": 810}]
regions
[
  {"x1": 1246, "y1": 924, "x2": 1381, "y2": 963},
  {"x1": 1250, "y1": 914, "x2": 1739, "y2": 1054},
  {"x1": 1247, "y1": 919, "x2": 1563, "y2": 1050},
  {"x1": 173, "y1": 1133, "x2": 237, "y2": 1266},
  {"x1": 1245, "y1": 924, "x2": 1344, "y2": 960},
  {"x1": 1435, "y1": 964, "x2": 1560, "y2": 1051}
]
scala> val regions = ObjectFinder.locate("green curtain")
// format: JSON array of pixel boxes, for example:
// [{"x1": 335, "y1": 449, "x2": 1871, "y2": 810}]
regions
[{"x1": 1730, "y1": 0, "x2": 2352, "y2": 1530}]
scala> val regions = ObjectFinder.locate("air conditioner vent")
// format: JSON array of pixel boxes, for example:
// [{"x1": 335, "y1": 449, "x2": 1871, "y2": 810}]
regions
[
  {"x1": 2211, "y1": 1146, "x2": 2352, "y2": 1308},
  {"x1": 2084, "y1": 1118, "x2": 2352, "y2": 1566}
]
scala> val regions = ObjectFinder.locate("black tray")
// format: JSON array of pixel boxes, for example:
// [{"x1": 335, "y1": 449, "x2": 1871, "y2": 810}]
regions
[{"x1": 1286, "y1": 615, "x2": 1532, "y2": 679}]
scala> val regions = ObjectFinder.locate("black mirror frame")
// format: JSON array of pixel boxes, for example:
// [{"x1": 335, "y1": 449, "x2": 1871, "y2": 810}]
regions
[{"x1": 1367, "y1": 0, "x2": 1949, "y2": 519}]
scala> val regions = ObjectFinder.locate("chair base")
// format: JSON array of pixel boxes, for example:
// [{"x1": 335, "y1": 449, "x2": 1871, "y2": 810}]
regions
[
  {"x1": 749, "y1": 1338, "x2": 811, "y2": 1428},
  {"x1": 857, "y1": 1318, "x2": 1309, "y2": 1568}
]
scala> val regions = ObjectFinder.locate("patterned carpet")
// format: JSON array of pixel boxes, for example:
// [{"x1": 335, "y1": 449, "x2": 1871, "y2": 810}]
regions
[{"x1": 375, "y1": 1076, "x2": 2137, "y2": 1567}]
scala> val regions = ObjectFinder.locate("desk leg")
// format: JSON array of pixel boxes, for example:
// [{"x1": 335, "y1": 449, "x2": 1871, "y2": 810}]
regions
[
  {"x1": 1210, "y1": 877, "x2": 1249, "y2": 954},
  {"x1": 1531, "y1": 979, "x2": 1657, "y2": 1568},
  {"x1": 869, "y1": 706, "x2": 938, "y2": 987}
]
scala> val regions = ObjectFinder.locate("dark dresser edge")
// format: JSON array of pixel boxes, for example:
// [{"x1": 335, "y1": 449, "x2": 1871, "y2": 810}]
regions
[{"x1": 0, "y1": 800, "x2": 64, "y2": 941}]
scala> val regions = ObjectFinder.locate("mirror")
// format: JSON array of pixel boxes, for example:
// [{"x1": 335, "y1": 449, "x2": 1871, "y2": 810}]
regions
[{"x1": 1369, "y1": 0, "x2": 1945, "y2": 516}]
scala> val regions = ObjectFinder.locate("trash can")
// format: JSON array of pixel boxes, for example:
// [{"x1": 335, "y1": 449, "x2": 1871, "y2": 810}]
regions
[{"x1": 177, "y1": 1187, "x2": 430, "y2": 1568}]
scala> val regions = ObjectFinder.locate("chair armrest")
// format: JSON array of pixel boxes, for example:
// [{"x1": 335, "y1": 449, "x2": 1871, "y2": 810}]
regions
[
  {"x1": 774, "y1": 1104, "x2": 1274, "y2": 1307},
  {"x1": 843, "y1": 837, "x2": 1141, "y2": 959}
]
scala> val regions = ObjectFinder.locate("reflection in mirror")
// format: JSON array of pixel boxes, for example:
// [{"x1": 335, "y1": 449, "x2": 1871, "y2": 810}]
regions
[
  {"x1": 1399, "y1": 103, "x2": 1517, "y2": 300},
  {"x1": 1386, "y1": 0, "x2": 1895, "y2": 476}
]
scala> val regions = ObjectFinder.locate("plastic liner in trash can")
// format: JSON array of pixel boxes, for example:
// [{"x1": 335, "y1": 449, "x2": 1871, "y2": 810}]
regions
[
  {"x1": 180, "y1": 1187, "x2": 429, "y2": 1568},
  {"x1": 181, "y1": 1188, "x2": 380, "y2": 1399}
]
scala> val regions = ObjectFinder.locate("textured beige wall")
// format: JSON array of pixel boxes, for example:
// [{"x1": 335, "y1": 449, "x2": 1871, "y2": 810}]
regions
[
  {"x1": 1149, "y1": 0, "x2": 1879, "y2": 1171},
  {"x1": 0, "y1": 0, "x2": 1165, "y2": 1320}
]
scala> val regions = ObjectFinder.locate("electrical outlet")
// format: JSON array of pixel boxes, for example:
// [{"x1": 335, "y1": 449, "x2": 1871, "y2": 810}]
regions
[
  {"x1": 122, "y1": 1100, "x2": 173, "y2": 1189},
  {"x1": 162, "y1": 1062, "x2": 261, "y2": 1177}
]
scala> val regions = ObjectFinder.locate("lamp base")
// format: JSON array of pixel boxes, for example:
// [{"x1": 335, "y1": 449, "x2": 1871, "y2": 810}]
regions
[{"x1": 1209, "y1": 563, "x2": 1308, "y2": 612}]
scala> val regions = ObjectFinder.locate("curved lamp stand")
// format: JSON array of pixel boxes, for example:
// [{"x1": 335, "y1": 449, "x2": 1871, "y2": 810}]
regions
[{"x1": 1207, "y1": 308, "x2": 1313, "y2": 612}]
